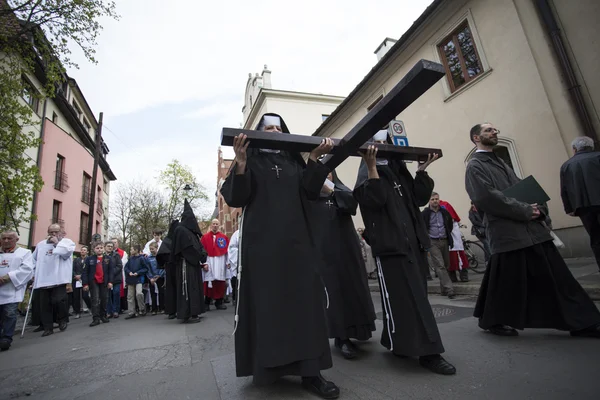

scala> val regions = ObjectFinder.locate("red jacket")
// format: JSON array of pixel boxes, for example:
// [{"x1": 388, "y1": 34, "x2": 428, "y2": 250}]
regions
[{"x1": 201, "y1": 231, "x2": 229, "y2": 257}]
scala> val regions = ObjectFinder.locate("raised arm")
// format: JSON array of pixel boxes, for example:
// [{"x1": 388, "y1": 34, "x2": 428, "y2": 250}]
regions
[
  {"x1": 302, "y1": 159, "x2": 331, "y2": 200},
  {"x1": 54, "y1": 238, "x2": 76, "y2": 260},
  {"x1": 413, "y1": 171, "x2": 434, "y2": 207},
  {"x1": 353, "y1": 146, "x2": 387, "y2": 209},
  {"x1": 465, "y1": 162, "x2": 533, "y2": 221}
]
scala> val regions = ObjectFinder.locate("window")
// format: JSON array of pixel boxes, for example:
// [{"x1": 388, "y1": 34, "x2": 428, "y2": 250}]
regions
[
  {"x1": 82, "y1": 173, "x2": 91, "y2": 204},
  {"x1": 438, "y1": 22, "x2": 483, "y2": 92},
  {"x1": 103, "y1": 179, "x2": 109, "y2": 193},
  {"x1": 52, "y1": 112, "x2": 58, "y2": 124},
  {"x1": 367, "y1": 95, "x2": 383, "y2": 112},
  {"x1": 321, "y1": 114, "x2": 330, "y2": 121},
  {"x1": 72, "y1": 100, "x2": 83, "y2": 120},
  {"x1": 54, "y1": 155, "x2": 68, "y2": 192},
  {"x1": 83, "y1": 118, "x2": 91, "y2": 133},
  {"x1": 21, "y1": 77, "x2": 39, "y2": 114},
  {"x1": 79, "y1": 212, "x2": 89, "y2": 245},
  {"x1": 52, "y1": 200, "x2": 62, "y2": 225},
  {"x1": 96, "y1": 221, "x2": 101, "y2": 235}
]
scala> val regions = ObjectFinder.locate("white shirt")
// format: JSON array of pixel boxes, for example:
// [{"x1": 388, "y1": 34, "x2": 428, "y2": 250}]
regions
[
  {"x1": 32, "y1": 238, "x2": 75, "y2": 288},
  {"x1": 227, "y1": 230, "x2": 239, "y2": 277},
  {"x1": 0, "y1": 247, "x2": 34, "y2": 305},
  {"x1": 143, "y1": 239, "x2": 162, "y2": 256}
]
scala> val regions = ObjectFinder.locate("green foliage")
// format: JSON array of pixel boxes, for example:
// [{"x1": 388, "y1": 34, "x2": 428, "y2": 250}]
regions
[
  {"x1": 0, "y1": 0, "x2": 118, "y2": 232},
  {"x1": 158, "y1": 159, "x2": 209, "y2": 223}
]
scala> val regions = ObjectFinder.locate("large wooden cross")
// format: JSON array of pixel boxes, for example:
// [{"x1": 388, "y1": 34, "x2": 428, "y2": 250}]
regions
[{"x1": 221, "y1": 59, "x2": 445, "y2": 169}]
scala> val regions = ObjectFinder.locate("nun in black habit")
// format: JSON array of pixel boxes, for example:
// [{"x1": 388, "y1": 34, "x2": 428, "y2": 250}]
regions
[
  {"x1": 353, "y1": 130, "x2": 456, "y2": 375},
  {"x1": 311, "y1": 170, "x2": 376, "y2": 360},
  {"x1": 170, "y1": 200, "x2": 207, "y2": 324},
  {"x1": 220, "y1": 114, "x2": 340, "y2": 399},
  {"x1": 157, "y1": 219, "x2": 179, "y2": 319}
]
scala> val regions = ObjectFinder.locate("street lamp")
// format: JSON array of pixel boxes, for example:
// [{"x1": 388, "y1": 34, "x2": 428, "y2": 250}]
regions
[{"x1": 183, "y1": 183, "x2": 192, "y2": 199}]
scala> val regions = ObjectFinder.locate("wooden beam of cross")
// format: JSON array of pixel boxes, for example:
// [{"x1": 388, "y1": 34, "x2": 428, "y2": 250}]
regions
[{"x1": 221, "y1": 59, "x2": 445, "y2": 167}]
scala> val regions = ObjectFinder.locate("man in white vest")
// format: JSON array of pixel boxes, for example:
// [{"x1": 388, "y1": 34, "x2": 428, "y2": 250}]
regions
[
  {"x1": 32, "y1": 224, "x2": 75, "y2": 337},
  {"x1": 0, "y1": 230, "x2": 34, "y2": 351}
]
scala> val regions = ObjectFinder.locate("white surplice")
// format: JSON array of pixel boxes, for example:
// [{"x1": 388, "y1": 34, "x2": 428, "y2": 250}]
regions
[
  {"x1": 32, "y1": 238, "x2": 75, "y2": 288},
  {"x1": 0, "y1": 247, "x2": 34, "y2": 305}
]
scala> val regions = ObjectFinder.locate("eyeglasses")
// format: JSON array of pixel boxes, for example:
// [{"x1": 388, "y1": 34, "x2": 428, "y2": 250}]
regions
[{"x1": 483, "y1": 127, "x2": 500, "y2": 134}]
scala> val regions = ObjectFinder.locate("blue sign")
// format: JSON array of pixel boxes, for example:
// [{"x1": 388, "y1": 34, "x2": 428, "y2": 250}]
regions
[{"x1": 393, "y1": 136, "x2": 409, "y2": 147}]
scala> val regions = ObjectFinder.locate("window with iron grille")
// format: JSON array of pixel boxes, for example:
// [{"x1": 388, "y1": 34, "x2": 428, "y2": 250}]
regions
[
  {"x1": 79, "y1": 212, "x2": 89, "y2": 245},
  {"x1": 82, "y1": 173, "x2": 91, "y2": 204},
  {"x1": 54, "y1": 155, "x2": 68, "y2": 192},
  {"x1": 437, "y1": 21, "x2": 483, "y2": 93},
  {"x1": 52, "y1": 200, "x2": 63, "y2": 226}
]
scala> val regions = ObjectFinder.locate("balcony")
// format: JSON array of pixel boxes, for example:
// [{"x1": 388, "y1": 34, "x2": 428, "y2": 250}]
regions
[
  {"x1": 54, "y1": 171, "x2": 69, "y2": 192},
  {"x1": 81, "y1": 185, "x2": 91, "y2": 205}
]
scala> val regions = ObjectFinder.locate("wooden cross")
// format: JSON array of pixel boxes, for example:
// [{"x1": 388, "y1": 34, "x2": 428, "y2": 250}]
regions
[
  {"x1": 393, "y1": 182, "x2": 403, "y2": 197},
  {"x1": 221, "y1": 60, "x2": 445, "y2": 168},
  {"x1": 271, "y1": 165, "x2": 282, "y2": 178},
  {"x1": 325, "y1": 199, "x2": 334, "y2": 209}
]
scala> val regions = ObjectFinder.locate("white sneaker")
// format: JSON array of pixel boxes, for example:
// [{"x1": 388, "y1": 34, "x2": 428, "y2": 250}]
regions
[{"x1": 74, "y1": 314, "x2": 81, "y2": 319}]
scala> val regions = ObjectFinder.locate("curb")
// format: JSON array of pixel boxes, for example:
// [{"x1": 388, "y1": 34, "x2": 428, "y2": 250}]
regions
[{"x1": 369, "y1": 281, "x2": 600, "y2": 301}]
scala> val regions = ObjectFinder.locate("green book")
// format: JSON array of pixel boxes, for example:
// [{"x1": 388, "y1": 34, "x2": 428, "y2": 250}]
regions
[{"x1": 502, "y1": 175, "x2": 550, "y2": 204}]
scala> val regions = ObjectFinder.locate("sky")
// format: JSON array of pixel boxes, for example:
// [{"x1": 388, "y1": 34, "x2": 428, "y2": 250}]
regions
[{"x1": 66, "y1": 0, "x2": 432, "y2": 216}]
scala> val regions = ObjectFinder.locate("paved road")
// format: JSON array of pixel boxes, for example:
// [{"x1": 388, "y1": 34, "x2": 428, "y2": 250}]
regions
[{"x1": 2, "y1": 294, "x2": 599, "y2": 400}]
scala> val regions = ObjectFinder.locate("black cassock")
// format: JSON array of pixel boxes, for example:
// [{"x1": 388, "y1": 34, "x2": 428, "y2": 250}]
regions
[
  {"x1": 310, "y1": 173, "x2": 376, "y2": 341},
  {"x1": 171, "y1": 202, "x2": 207, "y2": 320},
  {"x1": 221, "y1": 127, "x2": 332, "y2": 383},
  {"x1": 157, "y1": 220, "x2": 179, "y2": 316},
  {"x1": 354, "y1": 160, "x2": 445, "y2": 357}
]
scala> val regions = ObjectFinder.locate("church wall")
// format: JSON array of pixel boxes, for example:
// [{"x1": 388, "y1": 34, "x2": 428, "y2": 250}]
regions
[{"x1": 320, "y1": 0, "x2": 590, "y2": 255}]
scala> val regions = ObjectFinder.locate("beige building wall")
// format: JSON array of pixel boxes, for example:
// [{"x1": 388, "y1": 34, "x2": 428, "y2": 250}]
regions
[{"x1": 318, "y1": 0, "x2": 595, "y2": 256}]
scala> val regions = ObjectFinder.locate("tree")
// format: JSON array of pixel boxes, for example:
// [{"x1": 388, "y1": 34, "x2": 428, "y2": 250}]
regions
[
  {"x1": 158, "y1": 159, "x2": 209, "y2": 223},
  {"x1": 0, "y1": 0, "x2": 118, "y2": 232}
]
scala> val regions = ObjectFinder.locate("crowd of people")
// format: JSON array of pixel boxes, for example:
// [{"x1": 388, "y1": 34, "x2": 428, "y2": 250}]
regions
[{"x1": 1, "y1": 113, "x2": 599, "y2": 400}]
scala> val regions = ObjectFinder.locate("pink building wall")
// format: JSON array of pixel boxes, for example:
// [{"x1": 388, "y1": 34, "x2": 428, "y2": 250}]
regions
[{"x1": 32, "y1": 119, "x2": 104, "y2": 251}]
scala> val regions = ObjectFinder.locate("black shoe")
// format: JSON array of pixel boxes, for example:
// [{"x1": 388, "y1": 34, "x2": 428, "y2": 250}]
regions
[
  {"x1": 42, "y1": 329, "x2": 53, "y2": 337},
  {"x1": 216, "y1": 304, "x2": 227, "y2": 310},
  {"x1": 224, "y1": 296, "x2": 231, "y2": 304},
  {"x1": 89, "y1": 319, "x2": 100, "y2": 327},
  {"x1": 0, "y1": 340, "x2": 11, "y2": 351},
  {"x1": 125, "y1": 314, "x2": 137, "y2": 320},
  {"x1": 33, "y1": 326, "x2": 44, "y2": 333},
  {"x1": 168, "y1": 314, "x2": 176, "y2": 320},
  {"x1": 59, "y1": 320, "x2": 68, "y2": 331},
  {"x1": 186, "y1": 316, "x2": 202, "y2": 324},
  {"x1": 419, "y1": 355, "x2": 456, "y2": 375},
  {"x1": 301, "y1": 374, "x2": 340, "y2": 399},
  {"x1": 100, "y1": 316, "x2": 110, "y2": 323},
  {"x1": 487, "y1": 325, "x2": 519, "y2": 336},
  {"x1": 571, "y1": 324, "x2": 600, "y2": 338},
  {"x1": 334, "y1": 338, "x2": 357, "y2": 360},
  {"x1": 448, "y1": 293, "x2": 456, "y2": 299}
]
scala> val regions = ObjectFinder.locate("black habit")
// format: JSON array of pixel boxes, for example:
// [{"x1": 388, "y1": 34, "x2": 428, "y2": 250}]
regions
[
  {"x1": 311, "y1": 172, "x2": 376, "y2": 341},
  {"x1": 220, "y1": 113, "x2": 332, "y2": 384},
  {"x1": 157, "y1": 219, "x2": 179, "y2": 316},
  {"x1": 170, "y1": 201, "x2": 207, "y2": 320},
  {"x1": 354, "y1": 159, "x2": 445, "y2": 357},
  {"x1": 466, "y1": 151, "x2": 600, "y2": 331}
]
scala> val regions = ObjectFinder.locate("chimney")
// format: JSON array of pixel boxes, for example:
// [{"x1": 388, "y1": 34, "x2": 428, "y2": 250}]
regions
[{"x1": 374, "y1": 38, "x2": 398, "y2": 61}]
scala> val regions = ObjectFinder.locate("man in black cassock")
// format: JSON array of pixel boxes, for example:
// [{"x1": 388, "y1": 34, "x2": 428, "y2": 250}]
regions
[
  {"x1": 221, "y1": 114, "x2": 340, "y2": 399},
  {"x1": 312, "y1": 170, "x2": 376, "y2": 360},
  {"x1": 157, "y1": 219, "x2": 179, "y2": 319},
  {"x1": 560, "y1": 135, "x2": 600, "y2": 272},
  {"x1": 466, "y1": 123, "x2": 600, "y2": 338},
  {"x1": 170, "y1": 201, "x2": 207, "y2": 324},
  {"x1": 353, "y1": 130, "x2": 456, "y2": 375}
]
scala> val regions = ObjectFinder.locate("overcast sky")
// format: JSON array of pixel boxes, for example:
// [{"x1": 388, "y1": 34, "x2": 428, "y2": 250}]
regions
[{"x1": 67, "y1": 0, "x2": 431, "y2": 216}]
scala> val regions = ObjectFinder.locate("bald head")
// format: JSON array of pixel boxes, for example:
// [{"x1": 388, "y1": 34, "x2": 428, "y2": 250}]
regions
[{"x1": 210, "y1": 219, "x2": 220, "y2": 233}]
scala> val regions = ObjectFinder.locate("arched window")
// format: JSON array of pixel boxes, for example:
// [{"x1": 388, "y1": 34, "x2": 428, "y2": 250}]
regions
[{"x1": 464, "y1": 137, "x2": 523, "y2": 178}]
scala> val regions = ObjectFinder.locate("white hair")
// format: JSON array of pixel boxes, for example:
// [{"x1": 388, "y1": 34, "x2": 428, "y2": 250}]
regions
[{"x1": 571, "y1": 136, "x2": 595, "y2": 152}]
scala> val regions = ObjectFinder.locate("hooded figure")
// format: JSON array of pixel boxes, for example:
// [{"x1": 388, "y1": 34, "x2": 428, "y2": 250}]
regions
[
  {"x1": 353, "y1": 130, "x2": 456, "y2": 375},
  {"x1": 170, "y1": 200, "x2": 207, "y2": 323},
  {"x1": 158, "y1": 219, "x2": 179, "y2": 318},
  {"x1": 310, "y1": 170, "x2": 376, "y2": 360},
  {"x1": 220, "y1": 113, "x2": 340, "y2": 398}
]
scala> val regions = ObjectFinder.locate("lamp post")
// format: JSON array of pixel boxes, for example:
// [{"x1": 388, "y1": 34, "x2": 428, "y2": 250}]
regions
[{"x1": 183, "y1": 183, "x2": 192, "y2": 199}]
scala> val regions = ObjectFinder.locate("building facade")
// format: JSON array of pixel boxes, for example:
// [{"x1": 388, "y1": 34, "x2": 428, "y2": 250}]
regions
[{"x1": 315, "y1": 0, "x2": 599, "y2": 257}]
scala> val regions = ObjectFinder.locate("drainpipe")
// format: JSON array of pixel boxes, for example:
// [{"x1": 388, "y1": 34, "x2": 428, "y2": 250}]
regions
[
  {"x1": 28, "y1": 97, "x2": 48, "y2": 248},
  {"x1": 534, "y1": 0, "x2": 598, "y2": 145}
]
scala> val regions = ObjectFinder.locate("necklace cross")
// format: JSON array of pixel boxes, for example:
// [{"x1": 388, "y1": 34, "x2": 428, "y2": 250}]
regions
[
  {"x1": 325, "y1": 199, "x2": 334, "y2": 209},
  {"x1": 393, "y1": 182, "x2": 403, "y2": 196},
  {"x1": 272, "y1": 165, "x2": 282, "y2": 179}
]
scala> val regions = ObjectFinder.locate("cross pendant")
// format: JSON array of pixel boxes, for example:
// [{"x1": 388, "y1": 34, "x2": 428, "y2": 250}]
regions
[
  {"x1": 272, "y1": 165, "x2": 282, "y2": 179},
  {"x1": 325, "y1": 199, "x2": 334, "y2": 209},
  {"x1": 393, "y1": 182, "x2": 403, "y2": 196}
]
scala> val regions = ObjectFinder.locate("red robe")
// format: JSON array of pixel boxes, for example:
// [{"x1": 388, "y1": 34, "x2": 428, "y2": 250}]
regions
[
  {"x1": 440, "y1": 200, "x2": 469, "y2": 271},
  {"x1": 200, "y1": 232, "x2": 229, "y2": 298}
]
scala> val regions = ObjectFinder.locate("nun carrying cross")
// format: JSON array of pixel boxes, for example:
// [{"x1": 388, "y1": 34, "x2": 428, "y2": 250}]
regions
[{"x1": 221, "y1": 113, "x2": 340, "y2": 399}]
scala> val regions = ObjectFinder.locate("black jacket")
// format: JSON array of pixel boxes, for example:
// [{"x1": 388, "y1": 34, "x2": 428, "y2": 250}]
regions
[
  {"x1": 465, "y1": 152, "x2": 552, "y2": 254},
  {"x1": 560, "y1": 150, "x2": 600, "y2": 215},
  {"x1": 469, "y1": 208, "x2": 486, "y2": 238},
  {"x1": 105, "y1": 251, "x2": 123, "y2": 285},
  {"x1": 421, "y1": 207, "x2": 454, "y2": 248},
  {"x1": 82, "y1": 254, "x2": 116, "y2": 287}
]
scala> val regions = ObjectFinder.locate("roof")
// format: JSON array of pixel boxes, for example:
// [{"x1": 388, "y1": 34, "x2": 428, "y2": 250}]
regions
[{"x1": 312, "y1": 0, "x2": 444, "y2": 137}]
